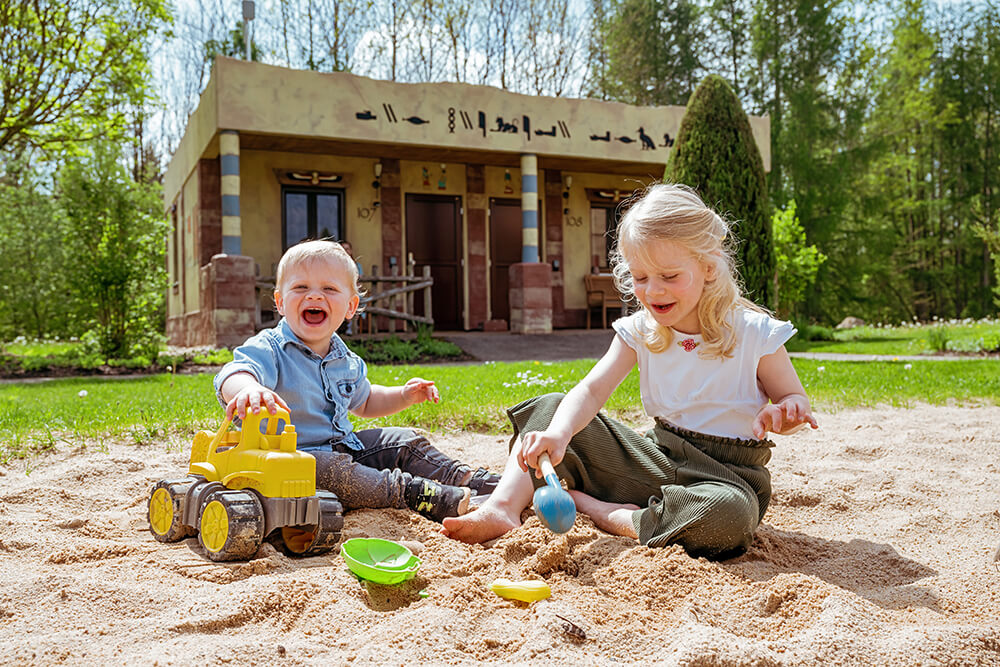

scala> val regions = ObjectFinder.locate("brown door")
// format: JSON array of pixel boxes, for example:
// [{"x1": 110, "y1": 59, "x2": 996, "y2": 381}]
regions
[
  {"x1": 489, "y1": 199, "x2": 522, "y2": 323},
  {"x1": 406, "y1": 194, "x2": 464, "y2": 330}
]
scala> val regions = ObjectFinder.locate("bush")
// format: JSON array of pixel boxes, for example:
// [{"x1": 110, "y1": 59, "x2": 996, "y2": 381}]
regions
[
  {"x1": 415, "y1": 325, "x2": 462, "y2": 358},
  {"x1": 794, "y1": 322, "x2": 836, "y2": 342},
  {"x1": 666, "y1": 74, "x2": 775, "y2": 308},
  {"x1": 773, "y1": 201, "x2": 826, "y2": 319},
  {"x1": 0, "y1": 173, "x2": 72, "y2": 340},
  {"x1": 345, "y1": 332, "x2": 464, "y2": 364},
  {"x1": 58, "y1": 142, "x2": 168, "y2": 360},
  {"x1": 979, "y1": 332, "x2": 1000, "y2": 353},
  {"x1": 927, "y1": 326, "x2": 949, "y2": 352}
]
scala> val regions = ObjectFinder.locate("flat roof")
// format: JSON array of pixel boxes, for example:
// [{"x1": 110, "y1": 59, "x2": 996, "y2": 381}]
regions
[{"x1": 164, "y1": 57, "x2": 770, "y2": 200}]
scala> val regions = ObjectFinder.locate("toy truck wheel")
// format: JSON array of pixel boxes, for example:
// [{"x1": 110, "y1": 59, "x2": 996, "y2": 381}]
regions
[
  {"x1": 279, "y1": 490, "x2": 345, "y2": 557},
  {"x1": 148, "y1": 477, "x2": 199, "y2": 542},
  {"x1": 197, "y1": 489, "x2": 265, "y2": 561}
]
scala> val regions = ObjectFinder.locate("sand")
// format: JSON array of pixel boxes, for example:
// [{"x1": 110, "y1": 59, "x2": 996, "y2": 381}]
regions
[{"x1": 1, "y1": 405, "x2": 999, "y2": 666}]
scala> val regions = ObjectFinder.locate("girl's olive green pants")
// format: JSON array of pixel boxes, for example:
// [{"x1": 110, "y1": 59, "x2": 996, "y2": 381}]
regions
[{"x1": 508, "y1": 393, "x2": 774, "y2": 559}]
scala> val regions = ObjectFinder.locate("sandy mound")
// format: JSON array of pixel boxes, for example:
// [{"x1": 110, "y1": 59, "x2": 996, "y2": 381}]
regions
[{"x1": 1, "y1": 405, "x2": 999, "y2": 665}]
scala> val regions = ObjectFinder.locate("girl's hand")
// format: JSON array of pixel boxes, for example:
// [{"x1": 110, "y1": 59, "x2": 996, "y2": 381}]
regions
[
  {"x1": 517, "y1": 430, "x2": 571, "y2": 477},
  {"x1": 226, "y1": 383, "x2": 289, "y2": 420},
  {"x1": 753, "y1": 395, "x2": 818, "y2": 438},
  {"x1": 402, "y1": 378, "x2": 440, "y2": 405}
]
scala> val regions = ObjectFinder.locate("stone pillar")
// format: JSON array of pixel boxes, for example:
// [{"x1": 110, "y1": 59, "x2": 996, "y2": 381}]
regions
[
  {"x1": 544, "y1": 169, "x2": 575, "y2": 327},
  {"x1": 219, "y1": 130, "x2": 242, "y2": 255},
  {"x1": 375, "y1": 159, "x2": 402, "y2": 332},
  {"x1": 509, "y1": 263, "x2": 551, "y2": 334},
  {"x1": 466, "y1": 164, "x2": 489, "y2": 330},
  {"x1": 509, "y1": 153, "x2": 551, "y2": 333},
  {"x1": 380, "y1": 158, "x2": 402, "y2": 273},
  {"x1": 520, "y1": 154, "x2": 539, "y2": 263},
  {"x1": 197, "y1": 159, "x2": 222, "y2": 265},
  {"x1": 199, "y1": 254, "x2": 256, "y2": 348}
]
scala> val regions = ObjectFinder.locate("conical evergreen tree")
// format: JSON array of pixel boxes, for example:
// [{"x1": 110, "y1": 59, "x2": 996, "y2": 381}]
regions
[{"x1": 666, "y1": 74, "x2": 775, "y2": 308}]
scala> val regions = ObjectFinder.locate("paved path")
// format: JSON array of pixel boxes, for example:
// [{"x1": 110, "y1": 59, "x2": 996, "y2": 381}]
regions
[{"x1": 441, "y1": 329, "x2": 617, "y2": 362}]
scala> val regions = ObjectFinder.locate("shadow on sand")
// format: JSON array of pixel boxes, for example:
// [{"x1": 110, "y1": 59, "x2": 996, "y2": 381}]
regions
[{"x1": 727, "y1": 524, "x2": 940, "y2": 612}]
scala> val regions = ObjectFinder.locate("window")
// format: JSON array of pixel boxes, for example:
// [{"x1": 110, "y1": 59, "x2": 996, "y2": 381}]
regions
[
  {"x1": 170, "y1": 204, "x2": 179, "y2": 290},
  {"x1": 282, "y1": 187, "x2": 344, "y2": 249},
  {"x1": 590, "y1": 205, "x2": 621, "y2": 271}
]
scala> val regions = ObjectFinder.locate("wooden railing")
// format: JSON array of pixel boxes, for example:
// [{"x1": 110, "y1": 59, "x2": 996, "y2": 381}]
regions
[{"x1": 358, "y1": 264, "x2": 433, "y2": 334}]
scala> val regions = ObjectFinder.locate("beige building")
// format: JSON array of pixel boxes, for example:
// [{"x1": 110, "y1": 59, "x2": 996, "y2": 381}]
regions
[{"x1": 163, "y1": 57, "x2": 770, "y2": 347}]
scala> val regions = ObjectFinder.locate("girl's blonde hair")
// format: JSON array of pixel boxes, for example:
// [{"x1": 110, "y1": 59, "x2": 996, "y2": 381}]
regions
[
  {"x1": 275, "y1": 240, "x2": 367, "y2": 304},
  {"x1": 611, "y1": 183, "x2": 765, "y2": 359}
]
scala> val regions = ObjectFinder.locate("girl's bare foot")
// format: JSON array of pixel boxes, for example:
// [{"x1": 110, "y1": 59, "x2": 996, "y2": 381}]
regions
[
  {"x1": 569, "y1": 490, "x2": 640, "y2": 539},
  {"x1": 441, "y1": 502, "x2": 521, "y2": 544}
]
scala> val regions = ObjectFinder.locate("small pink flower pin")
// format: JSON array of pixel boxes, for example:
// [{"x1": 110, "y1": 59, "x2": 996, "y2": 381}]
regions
[{"x1": 678, "y1": 338, "x2": 699, "y2": 352}]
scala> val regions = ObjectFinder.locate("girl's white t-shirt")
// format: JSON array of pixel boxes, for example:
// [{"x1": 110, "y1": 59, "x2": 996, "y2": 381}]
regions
[{"x1": 612, "y1": 308, "x2": 796, "y2": 440}]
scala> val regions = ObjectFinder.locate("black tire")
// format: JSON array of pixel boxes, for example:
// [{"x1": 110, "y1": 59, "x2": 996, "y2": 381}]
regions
[
  {"x1": 197, "y1": 489, "x2": 265, "y2": 561},
  {"x1": 148, "y1": 477, "x2": 199, "y2": 543},
  {"x1": 278, "y1": 490, "x2": 344, "y2": 557}
]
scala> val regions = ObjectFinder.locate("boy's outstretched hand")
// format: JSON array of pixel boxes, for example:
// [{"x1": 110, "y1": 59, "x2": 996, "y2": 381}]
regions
[
  {"x1": 753, "y1": 394, "x2": 818, "y2": 439},
  {"x1": 225, "y1": 383, "x2": 290, "y2": 421},
  {"x1": 401, "y1": 378, "x2": 440, "y2": 405}
]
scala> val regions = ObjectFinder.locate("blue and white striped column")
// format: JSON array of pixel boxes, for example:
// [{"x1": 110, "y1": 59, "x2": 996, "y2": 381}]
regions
[
  {"x1": 220, "y1": 130, "x2": 242, "y2": 255},
  {"x1": 520, "y1": 154, "x2": 539, "y2": 263}
]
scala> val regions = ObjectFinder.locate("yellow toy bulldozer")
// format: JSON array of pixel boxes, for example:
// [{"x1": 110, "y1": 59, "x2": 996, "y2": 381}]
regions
[{"x1": 147, "y1": 408, "x2": 343, "y2": 561}]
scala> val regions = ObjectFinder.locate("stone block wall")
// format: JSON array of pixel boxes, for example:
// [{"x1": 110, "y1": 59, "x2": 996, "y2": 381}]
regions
[
  {"x1": 508, "y1": 262, "x2": 552, "y2": 334},
  {"x1": 202, "y1": 254, "x2": 256, "y2": 348},
  {"x1": 466, "y1": 164, "x2": 488, "y2": 330},
  {"x1": 167, "y1": 254, "x2": 255, "y2": 347}
]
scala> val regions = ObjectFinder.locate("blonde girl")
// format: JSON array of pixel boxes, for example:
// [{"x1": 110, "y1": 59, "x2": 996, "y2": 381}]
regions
[{"x1": 443, "y1": 183, "x2": 817, "y2": 558}]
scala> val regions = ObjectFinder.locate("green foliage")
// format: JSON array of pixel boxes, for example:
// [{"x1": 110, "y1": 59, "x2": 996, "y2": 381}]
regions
[
  {"x1": 772, "y1": 201, "x2": 826, "y2": 318},
  {"x1": 792, "y1": 322, "x2": 835, "y2": 342},
  {"x1": 704, "y1": 0, "x2": 752, "y2": 98},
  {"x1": 977, "y1": 332, "x2": 1000, "y2": 354},
  {"x1": 0, "y1": 173, "x2": 72, "y2": 339},
  {"x1": 666, "y1": 74, "x2": 775, "y2": 308},
  {"x1": 414, "y1": 325, "x2": 463, "y2": 358},
  {"x1": 189, "y1": 348, "x2": 234, "y2": 365},
  {"x1": 58, "y1": 142, "x2": 168, "y2": 361},
  {"x1": 594, "y1": 0, "x2": 704, "y2": 105},
  {"x1": 822, "y1": 0, "x2": 1000, "y2": 324},
  {"x1": 204, "y1": 21, "x2": 263, "y2": 63},
  {"x1": 978, "y1": 223, "x2": 1000, "y2": 311},
  {"x1": 926, "y1": 325, "x2": 949, "y2": 353},
  {"x1": 344, "y1": 334, "x2": 463, "y2": 364},
  {"x1": 592, "y1": 0, "x2": 1000, "y2": 324},
  {"x1": 748, "y1": 0, "x2": 848, "y2": 217},
  {"x1": 0, "y1": 0, "x2": 171, "y2": 153},
  {"x1": 0, "y1": 338, "x2": 233, "y2": 376},
  {"x1": 376, "y1": 337, "x2": 419, "y2": 363}
]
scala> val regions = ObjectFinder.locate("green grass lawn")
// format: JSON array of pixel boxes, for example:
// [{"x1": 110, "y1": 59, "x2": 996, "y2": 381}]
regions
[
  {"x1": 786, "y1": 318, "x2": 1000, "y2": 355},
  {"x1": 1, "y1": 357, "x2": 998, "y2": 463}
]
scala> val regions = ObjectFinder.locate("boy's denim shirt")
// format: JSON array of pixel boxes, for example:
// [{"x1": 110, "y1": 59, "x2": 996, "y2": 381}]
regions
[{"x1": 213, "y1": 319, "x2": 371, "y2": 452}]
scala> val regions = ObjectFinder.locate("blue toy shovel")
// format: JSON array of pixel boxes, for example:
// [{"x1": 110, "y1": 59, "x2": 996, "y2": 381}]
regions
[{"x1": 533, "y1": 453, "x2": 576, "y2": 534}]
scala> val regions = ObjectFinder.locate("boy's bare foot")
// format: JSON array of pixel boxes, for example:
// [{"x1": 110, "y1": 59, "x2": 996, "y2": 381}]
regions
[
  {"x1": 569, "y1": 490, "x2": 640, "y2": 539},
  {"x1": 441, "y1": 503, "x2": 521, "y2": 544}
]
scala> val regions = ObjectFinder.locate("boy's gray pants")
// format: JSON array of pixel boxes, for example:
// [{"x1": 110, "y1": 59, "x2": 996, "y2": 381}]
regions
[
  {"x1": 311, "y1": 427, "x2": 469, "y2": 510},
  {"x1": 509, "y1": 393, "x2": 774, "y2": 559}
]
